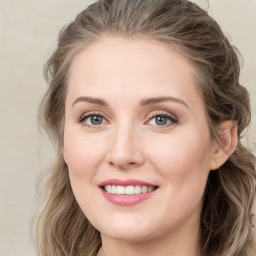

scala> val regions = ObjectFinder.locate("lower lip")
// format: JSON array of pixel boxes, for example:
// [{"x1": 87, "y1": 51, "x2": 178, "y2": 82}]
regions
[{"x1": 101, "y1": 189, "x2": 157, "y2": 206}]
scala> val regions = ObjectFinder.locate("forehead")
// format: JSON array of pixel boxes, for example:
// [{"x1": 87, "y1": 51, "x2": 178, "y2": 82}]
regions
[{"x1": 67, "y1": 36, "x2": 202, "y2": 107}]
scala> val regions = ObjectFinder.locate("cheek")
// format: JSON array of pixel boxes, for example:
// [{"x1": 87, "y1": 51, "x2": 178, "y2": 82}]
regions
[
  {"x1": 145, "y1": 132, "x2": 212, "y2": 229},
  {"x1": 63, "y1": 129, "x2": 105, "y2": 179},
  {"x1": 146, "y1": 130, "x2": 212, "y2": 192},
  {"x1": 63, "y1": 129, "x2": 105, "y2": 218}
]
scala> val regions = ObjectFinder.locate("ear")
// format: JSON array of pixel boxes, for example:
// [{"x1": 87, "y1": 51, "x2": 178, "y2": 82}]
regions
[{"x1": 210, "y1": 121, "x2": 238, "y2": 170}]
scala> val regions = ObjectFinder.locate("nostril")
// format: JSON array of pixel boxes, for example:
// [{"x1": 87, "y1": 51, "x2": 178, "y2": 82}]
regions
[
  {"x1": 128, "y1": 162, "x2": 137, "y2": 165},
  {"x1": 107, "y1": 159, "x2": 140, "y2": 168}
]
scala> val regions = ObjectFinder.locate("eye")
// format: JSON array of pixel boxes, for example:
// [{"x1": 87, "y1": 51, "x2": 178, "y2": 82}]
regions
[
  {"x1": 79, "y1": 113, "x2": 108, "y2": 127},
  {"x1": 147, "y1": 113, "x2": 178, "y2": 127}
]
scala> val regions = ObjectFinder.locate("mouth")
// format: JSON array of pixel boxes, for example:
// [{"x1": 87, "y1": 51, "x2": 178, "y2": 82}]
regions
[
  {"x1": 101, "y1": 185, "x2": 158, "y2": 195},
  {"x1": 98, "y1": 179, "x2": 158, "y2": 206}
]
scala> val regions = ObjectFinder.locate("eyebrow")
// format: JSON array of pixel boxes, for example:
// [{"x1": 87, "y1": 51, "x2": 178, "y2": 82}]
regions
[
  {"x1": 72, "y1": 96, "x2": 108, "y2": 107},
  {"x1": 72, "y1": 96, "x2": 189, "y2": 108},
  {"x1": 140, "y1": 96, "x2": 189, "y2": 108}
]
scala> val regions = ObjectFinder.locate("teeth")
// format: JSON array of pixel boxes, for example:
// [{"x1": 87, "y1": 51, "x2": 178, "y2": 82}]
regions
[
  {"x1": 141, "y1": 186, "x2": 147, "y2": 193},
  {"x1": 125, "y1": 185, "x2": 134, "y2": 195},
  {"x1": 105, "y1": 185, "x2": 111, "y2": 193},
  {"x1": 147, "y1": 187, "x2": 154, "y2": 192},
  {"x1": 104, "y1": 185, "x2": 156, "y2": 195},
  {"x1": 116, "y1": 185, "x2": 125, "y2": 194},
  {"x1": 112, "y1": 185, "x2": 116, "y2": 194},
  {"x1": 134, "y1": 185, "x2": 141, "y2": 194}
]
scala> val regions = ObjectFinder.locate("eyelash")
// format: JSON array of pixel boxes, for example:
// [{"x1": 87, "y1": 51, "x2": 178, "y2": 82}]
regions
[
  {"x1": 78, "y1": 111, "x2": 178, "y2": 128},
  {"x1": 78, "y1": 111, "x2": 108, "y2": 128},
  {"x1": 146, "y1": 111, "x2": 178, "y2": 127}
]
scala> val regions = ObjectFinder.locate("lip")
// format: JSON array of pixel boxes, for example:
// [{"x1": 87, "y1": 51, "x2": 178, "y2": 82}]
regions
[
  {"x1": 101, "y1": 189, "x2": 157, "y2": 206},
  {"x1": 98, "y1": 179, "x2": 158, "y2": 206},
  {"x1": 98, "y1": 179, "x2": 157, "y2": 187}
]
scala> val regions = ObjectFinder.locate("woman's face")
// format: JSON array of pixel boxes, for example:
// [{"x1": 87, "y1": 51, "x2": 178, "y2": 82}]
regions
[{"x1": 63, "y1": 37, "x2": 217, "y2": 243}]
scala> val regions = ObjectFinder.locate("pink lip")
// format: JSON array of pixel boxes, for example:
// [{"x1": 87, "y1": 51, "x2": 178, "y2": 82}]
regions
[
  {"x1": 98, "y1": 179, "x2": 158, "y2": 206},
  {"x1": 101, "y1": 189, "x2": 156, "y2": 206},
  {"x1": 98, "y1": 179, "x2": 156, "y2": 187}
]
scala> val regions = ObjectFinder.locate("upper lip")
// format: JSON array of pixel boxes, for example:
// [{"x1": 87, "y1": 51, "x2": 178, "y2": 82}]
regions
[{"x1": 98, "y1": 179, "x2": 157, "y2": 187}]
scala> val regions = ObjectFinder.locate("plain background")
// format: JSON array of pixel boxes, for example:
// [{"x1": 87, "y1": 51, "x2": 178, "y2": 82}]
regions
[{"x1": 0, "y1": 0, "x2": 255, "y2": 255}]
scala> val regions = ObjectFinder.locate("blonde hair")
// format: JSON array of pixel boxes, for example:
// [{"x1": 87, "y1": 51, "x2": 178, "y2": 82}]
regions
[{"x1": 35, "y1": 0, "x2": 256, "y2": 255}]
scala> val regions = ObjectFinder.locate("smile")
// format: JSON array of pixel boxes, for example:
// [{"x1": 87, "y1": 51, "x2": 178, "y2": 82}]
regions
[
  {"x1": 104, "y1": 185, "x2": 156, "y2": 195},
  {"x1": 99, "y1": 179, "x2": 158, "y2": 206}
]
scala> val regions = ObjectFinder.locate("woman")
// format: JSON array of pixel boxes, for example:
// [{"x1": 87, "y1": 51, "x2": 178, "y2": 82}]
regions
[{"x1": 35, "y1": 0, "x2": 256, "y2": 255}]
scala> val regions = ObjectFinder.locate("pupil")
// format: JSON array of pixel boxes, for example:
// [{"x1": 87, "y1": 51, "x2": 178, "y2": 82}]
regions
[
  {"x1": 156, "y1": 116, "x2": 167, "y2": 125},
  {"x1": 91, "y1": 115, "x2": 103, "y2": 125}
]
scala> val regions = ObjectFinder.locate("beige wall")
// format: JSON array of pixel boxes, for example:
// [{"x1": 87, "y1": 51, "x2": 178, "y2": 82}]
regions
[{"x1": 0, "y1": 0, "x2": 255, "y2": 255}]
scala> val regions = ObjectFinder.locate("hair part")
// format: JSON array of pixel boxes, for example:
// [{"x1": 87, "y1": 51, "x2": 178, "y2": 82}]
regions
[{"x1": 35, "y1": 0, "x2": 256, "y2": 255}]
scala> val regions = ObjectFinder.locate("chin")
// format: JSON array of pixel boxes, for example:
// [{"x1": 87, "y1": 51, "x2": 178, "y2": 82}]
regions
[
  {"x1": 95, "y1": 218, "x2": 157, "y2": 242},
  {"x1": 101, "y1": 229, "x2": 154, "y2": 243}
]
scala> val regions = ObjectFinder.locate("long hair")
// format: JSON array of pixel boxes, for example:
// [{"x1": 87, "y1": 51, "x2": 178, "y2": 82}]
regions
[{"x1": 35, "y1": 0, "x2": 256, "y2": 255}]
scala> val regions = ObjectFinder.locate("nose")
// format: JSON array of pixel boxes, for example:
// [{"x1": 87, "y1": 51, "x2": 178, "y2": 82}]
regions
[{"x1": 106, "y1": 124, "x2": 145, "y2": 170}]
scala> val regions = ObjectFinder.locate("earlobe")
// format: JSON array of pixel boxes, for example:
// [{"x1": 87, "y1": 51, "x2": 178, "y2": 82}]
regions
[{"x1": 210, "y1": 121, "x2": 238, "y2": 170}]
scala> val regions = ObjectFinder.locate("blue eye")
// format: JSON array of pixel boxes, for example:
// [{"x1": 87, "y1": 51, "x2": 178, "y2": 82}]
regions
[
  {"x1": 155, "y1": 115, "x2": 169, "y2": 125},
  {"x1": 88, "y1": 115, "x2": 103, "y2": 125},
  {"x1": 79, "y1": 114, "x2": 107, "y2": 126},
  {"x1": 148, "y1": 114, "x2": 177, "y2": 126}
]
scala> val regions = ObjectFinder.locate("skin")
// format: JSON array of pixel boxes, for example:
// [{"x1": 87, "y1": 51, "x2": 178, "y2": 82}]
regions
[{"x1": 63, "y1": 36, "x2": 235, "y2": 256}]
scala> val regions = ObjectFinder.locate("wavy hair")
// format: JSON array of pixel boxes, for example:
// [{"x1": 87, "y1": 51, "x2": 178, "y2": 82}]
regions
[{"x1": 34, "y1": 0, "x2": 256, "y2": 255}]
